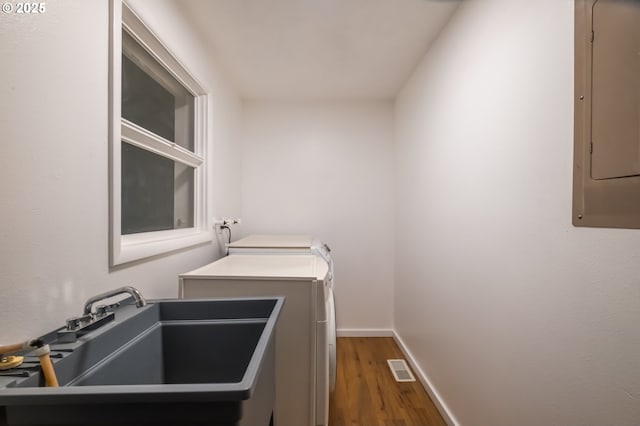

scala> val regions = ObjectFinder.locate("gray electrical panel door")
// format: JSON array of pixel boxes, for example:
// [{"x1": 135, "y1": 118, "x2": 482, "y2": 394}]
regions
[{"x1": 591, "y1": 0, "x2": 640, "y2": 179}]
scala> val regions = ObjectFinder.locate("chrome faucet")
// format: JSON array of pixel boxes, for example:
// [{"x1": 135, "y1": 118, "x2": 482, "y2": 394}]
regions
[
  {"x1": 83, "y1": 286, "x2": 146, "y2": 315},
  {"x1": 56, "y1": 286, "x2": 147, "y2": 343}
]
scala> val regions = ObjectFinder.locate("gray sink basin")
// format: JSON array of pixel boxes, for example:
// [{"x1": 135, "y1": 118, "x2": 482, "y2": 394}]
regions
[
  {"x1": 71, "y1": 321, "x2": 266, "y2": 387},
  {"x1": 0, "y1": 297, "x2": 283, "y2": 426}
]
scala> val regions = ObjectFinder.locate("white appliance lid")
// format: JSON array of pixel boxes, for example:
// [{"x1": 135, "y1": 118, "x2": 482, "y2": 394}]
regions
[
  {"x1": 227, "y1": 234, "x2": 313, "y2": 249},
  {"x1": 181, "y1": 254, "x2": 328, "y2": 280}
]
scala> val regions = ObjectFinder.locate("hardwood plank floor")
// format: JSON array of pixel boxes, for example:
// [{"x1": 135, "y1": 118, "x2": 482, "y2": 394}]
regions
[{"x1": 329, "y1": 337, "x2": 447, "y2": 426}]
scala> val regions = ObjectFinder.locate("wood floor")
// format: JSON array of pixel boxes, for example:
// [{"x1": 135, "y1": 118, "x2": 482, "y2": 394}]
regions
[{"x1": 329, "y1": 337, "x2": 447, "y2": 426}]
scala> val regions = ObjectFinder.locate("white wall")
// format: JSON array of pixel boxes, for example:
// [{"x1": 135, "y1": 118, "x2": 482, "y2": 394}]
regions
[
  {"x1": 0, "y1": 0, "x2": 241, "y2": 343},
  {"x1": 240, "y1": 101, "x2": 395, "y2": 332},
  {"x1": 395, "y1": 1, "x2": 640, "y2": 425}
]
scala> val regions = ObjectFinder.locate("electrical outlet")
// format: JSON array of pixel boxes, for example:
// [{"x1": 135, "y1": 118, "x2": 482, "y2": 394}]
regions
[
  {"x1": 223, "y1": 217, "x2": 242, "y2": 226},
  {"x1": 212, "y1": 217, "x2": 241, "y2": 234}
]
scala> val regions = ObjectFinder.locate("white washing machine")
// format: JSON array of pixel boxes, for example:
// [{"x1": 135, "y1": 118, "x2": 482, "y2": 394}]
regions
[
  {"x1": 227, "y1": 234, "x2": 315, "y2": 255},
  {"x1": 179, "y1": 254, "x2": 332, "y2": 426}
]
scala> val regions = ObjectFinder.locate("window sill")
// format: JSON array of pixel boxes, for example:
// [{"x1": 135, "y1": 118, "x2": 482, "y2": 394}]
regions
[{"x1": 112, "y1": 228, "x2": 212, "y2": 266}]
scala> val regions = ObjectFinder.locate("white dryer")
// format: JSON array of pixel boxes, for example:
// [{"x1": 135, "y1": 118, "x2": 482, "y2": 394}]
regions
[
  {"x1": 179, "y1": 254, "x2": 332, "y2": 426},
  {"x1": 227, "y1": 234, "x2": 336, "y2": 394},
  {"x1": 227, "y1": 235, "x2": 334, "y2": 291}
]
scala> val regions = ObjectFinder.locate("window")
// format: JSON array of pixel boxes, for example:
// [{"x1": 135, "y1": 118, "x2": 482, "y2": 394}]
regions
[
  {"x1": 110, "y1": 1, "x2": 209, "y2": 265},
  {"x1": 573, "y1": 0, "x2": 640, "y2": 228}
]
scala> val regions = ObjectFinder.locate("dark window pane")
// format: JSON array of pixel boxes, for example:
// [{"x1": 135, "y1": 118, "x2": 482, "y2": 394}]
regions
[
  {"x1": 122, "y1": 30, "x2": 195, "y2": 151},
  {"x1": 121, "y1": 143, "x2": 194, "y2": 235},
  {"x1": 122, "y1": 54, "x2": 175, "y2": 142},
  {"x1": 174, "y1": 162, "x2": 195, "y2": 230}
]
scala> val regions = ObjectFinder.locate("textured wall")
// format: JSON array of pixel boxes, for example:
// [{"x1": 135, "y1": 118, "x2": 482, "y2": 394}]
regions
[
  {"x1": 240, "y1": 101, "x2": 395, "y2": 332},
  {"x1": 395, "y1": 1, "x2": 640, "y2": 425},
  {"x1": 0, "y1": 0, "x2": 241, "y2": 342}
]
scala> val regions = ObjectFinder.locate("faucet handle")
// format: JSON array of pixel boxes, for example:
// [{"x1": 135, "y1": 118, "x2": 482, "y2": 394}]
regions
[
  {"x1": 65, "y1": 318, "x2": 79, "y2": 330},
  {"x1": 65, "y1": 314, "x2": 92, "y2": 331},
  {"x1": 95, "y1": 303, "x2": 120, "y2": 317}
]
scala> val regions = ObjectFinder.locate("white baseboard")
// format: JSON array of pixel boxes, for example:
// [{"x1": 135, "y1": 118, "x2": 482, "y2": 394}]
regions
[
  {"x1": 336, "y1": 328, "x2": 394, "y2": 337},
  {"x1": 392, "y1": 331, "x2": 459, "y2": 426}
]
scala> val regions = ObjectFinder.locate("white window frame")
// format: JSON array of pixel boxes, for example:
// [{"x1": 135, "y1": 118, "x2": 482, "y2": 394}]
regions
[{"x1": 109, "y1": 1, "x2": 210, "y2": 266}]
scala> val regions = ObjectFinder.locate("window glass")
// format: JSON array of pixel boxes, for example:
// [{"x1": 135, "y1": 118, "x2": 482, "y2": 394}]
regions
[
  {"x1": 122, "y1": 54, "x2": 175, "y2": 141},
  {"x1": 173, "y1": 161, "x2": 195, "y2": 230},
  {"x1": 122, "y1": 30, "x2": 195, "y2": 151},
  {"x1": 121, "y1": 143, "x2": 194, "y2": 235}
]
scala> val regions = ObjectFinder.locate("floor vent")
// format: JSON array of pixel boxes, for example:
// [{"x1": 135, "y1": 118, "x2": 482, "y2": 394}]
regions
[{"x1": 387, "y1": 359, "x2": 416, "y2": 382}]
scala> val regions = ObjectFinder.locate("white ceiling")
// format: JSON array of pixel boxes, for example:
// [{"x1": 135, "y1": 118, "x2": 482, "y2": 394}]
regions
[{"x1": 178, "y1": 0, "x2": 460, "y2": 100}]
